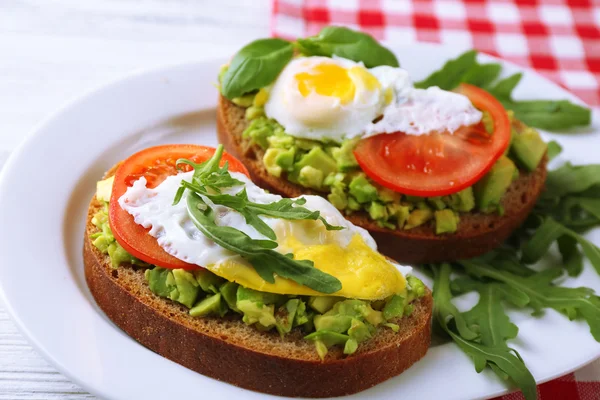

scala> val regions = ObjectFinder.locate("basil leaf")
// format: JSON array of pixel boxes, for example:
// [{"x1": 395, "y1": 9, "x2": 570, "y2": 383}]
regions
[
  {"x1": 221, "y1": 38, "x2": 294, "y2": 99},
  {"x1": 296, "y1": 26, "x2": 399, "y2": 68},
  {"x1": 415, "y1": 50, "x2": 477, "y2": 90},
  {"x1": 187, "y1": 193, "x2": 342, "y2": 294}
]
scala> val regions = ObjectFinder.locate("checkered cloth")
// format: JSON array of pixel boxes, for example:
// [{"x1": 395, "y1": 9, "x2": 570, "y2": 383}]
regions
[
  {"x1": 271, "y1": 0, "x2": 600, "y2": 398},
  {"x1": 271, "y1": 0, "x2": 600, "y2": 107}
]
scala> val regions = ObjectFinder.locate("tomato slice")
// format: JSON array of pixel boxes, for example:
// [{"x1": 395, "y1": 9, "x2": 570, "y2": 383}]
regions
[
  {"x1": 109, "y1": 145, "x2": 250, "y2": 270},
  {"x1": 353, "y1": 83, "x2": 511, "y2": 197}
]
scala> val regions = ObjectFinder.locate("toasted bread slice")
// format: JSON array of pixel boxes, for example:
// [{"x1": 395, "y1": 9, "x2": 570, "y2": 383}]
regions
[
  {"x1": 84, "y1": 168, "x2": 433, "y2": 397},
  {"x1": 217, "y1": 95, "x2": 547, "y2": 264}
]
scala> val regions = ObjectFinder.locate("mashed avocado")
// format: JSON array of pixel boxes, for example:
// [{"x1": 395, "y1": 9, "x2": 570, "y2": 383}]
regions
[
  {"x1": 91, "y1": 198, "x2": 426, "y2": 359},
  {"x1": 242, "y1": 106, "x2": 547, "y2": 234}
]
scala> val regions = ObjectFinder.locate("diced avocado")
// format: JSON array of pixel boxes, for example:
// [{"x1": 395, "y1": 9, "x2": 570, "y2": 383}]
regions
[
  {"x1": 371, "y1": 299, "x2": 386, "y2": 311},
  {"x1": 362, "y1": 308, "x2": 384, "y2": 326},
  {"x1": 324, "y1": 172, "x2": 346, "y2": 189},
  {"x1": 96, "y1": 176, "x2": 114, "y2": 202},
  {"x1": 404, "y1": 195, "x2": 423, "y2": 203},
  {"x1": 344, "y1": 338, "x2": 358, "y2": 355},
  {"x1": 435, "y1": 209, "x2": 459, "y2": 235},
  {"x1": 194, "y1": 269, "x2": 225, "y2": 294},
  {"x1": 474, "y1": 156, "x2": 516, "y2": 212},
  {"x1": 267, "y1": 133, "x2": 295, "y2": 149},
  {"x1": 92, "y1": 235, "x2": 110, "y2": 253},
  {"x1": 172, "y1": 269, "x2": 200, "y2": 308},
  {"x1": 346, "y1": 196, "x2": 362, "y2": 212},
  {"x1": 298, "y1": 166, "x2": 324, "y2": 189},
  {"x1": 245, "y1": 106, "x2": 264, "y2": 121},
  {"x1": 446, "y1": 187, "x2": 475, "y2": 212},
  {"x1": 295, "y1": 138, "x2": 320, "y2": 151},
  {"x1": 242, "y1": 117, "x2": 273, "y2": 149},
  {"x1": 427, "y1": 196, "x2": 446, "y2": 210},
  {"x1": 512, "y1": 167, "x2": 520, "y2": 181},
  {"x1": 481, "y1": 110, "x2": 494, "y2": 133},
  {"x1": 308, "y1": 296, "x2": 342, "y2": 314},
  {"x1": 348, "y1": 175, "x2": 378, "y2": 204},
  {"x1": 404, "y1": 304, "x2": 414, "y2": 316},
  {"x1": 295, "y1": 147, "x2": 337, "y2": 179},
  {"x1": 146, "y1": 268, "x2": 175, "y2": 298},
  {"x1": 331, "y1": 138, "x2": 360, "y2": 171},
  {"x1": 347, "y1": 318, "x2": 372, "y2": 342},
  {"x1": 382, "y1": 294, "x2": 405, "y2": 320},
  {"x1": 383, "y1": 322, "x2": 400, "y2": 332},
  {"x1": 314, "y1": 340, "x2": 328, "y2": 360},
  {"x1": 314, "y1": 314, "x2": 353, "y2": 333},
  {"x1": 407, "y1": 276, "x2": 426, "y2": 301},
  {"x1": 107, "y1": 243, "x2": 140, "y2": 269},
  {"x1": 238, "y1": 299, "x2": 276, "y2": 327},
  {"x1": 275, "y1": 299, "x2": 300, "y2": 336},
  {"x1": 416, "y1": 201, "x2": 430, "y2": 210},
  {"x1": 275, "y1": 147, "x2": 296, "y2": 171},
  {"x1": 404, "y1": 208, "x2": 433, "y2": 230},
  {"x1": 294, "y1": 300, "x2": 310, "y2": 327},
  {"x1": 304, "y1": 330, "x2": 349, "y2": 347},
  {"x1": 367, "y1": 201, "x2": 388, "y2": 221},
  {"x1": 237, "y1": 286, "x2": 285, "y2": 306},
  {"x1": 263, "y1": 148, "x2": 283, "y2": 177},
  {"x1": 190, "y1": 293, "x2": 226, "y2": 317},
  {"x1": 232, "y1": 93, "x2": 255, "y2": 107},
  {"x1": 219, "y1": 281, "x2": 240, "y2": 313},
  {"x1": 330, "y1": 299, "x2": 367, "y2": 318},
  {"x1": 387, "y1": 204, "x2": 410, "y2": 228},
  {"x1": 253, "y1": 88, "x2": 269, "y2": 107},
  {"x1": 378, "y1": 187, "x2": 401, "y2": 203},
  {"x1": 511, "y1": 129, "x2": 547, "y2": 172},
  {"x1": 327, "y1": 187, "x2": 348, "y2": 210}
]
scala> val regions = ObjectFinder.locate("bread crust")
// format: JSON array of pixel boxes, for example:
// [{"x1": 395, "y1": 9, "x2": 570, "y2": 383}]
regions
[
  {"x1": 84, "y1": 194, "x2": 432, "y2": 397},
  {"x1": 217, "y1": 95, "x2": 547, "y2": 264}
]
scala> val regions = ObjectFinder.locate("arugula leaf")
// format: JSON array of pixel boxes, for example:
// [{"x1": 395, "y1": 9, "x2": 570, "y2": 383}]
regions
[
  {"x1": 497, "y1": 99, "x2": 591, "y2": 131},
  {"x1": 187, "y1": 193, "x2": 342, "y2": 294},
  {"x1": 296, "y1": 26, "x2": 399, "y2": 68},
  {"x1": 461, "y1": 260, "x2": 600, "y2": 340},
  {"x1": 432, "y1": 264, "x2": 537, "y2": 400},
  {"x1": 488, "y1": 73, "x2": 522, "y2": 99},
  {"x1": 546, "y1": 140, "x2": 563, "y2": 161},
  {"x1": 521, "y1": 217, "x2": 600, "y2": 274},
  {"x1": 415, "y1": 50, "x2": 477, "y2": 90},
  {"x1": 197, "y1": 188, "x2": 343, "y2": 240},
  {"x1": 557, "y1": 235, "x2": 584, "y2": 277},
  {"x1": 221, "y1": 38, "x2": 294, "y2": 99},
  {"x1": 546, "y1": 163, "x2": 600, "y2": 198},
  {"x1": 432, "y1": 264, "x2": 478, "y2": 340}
]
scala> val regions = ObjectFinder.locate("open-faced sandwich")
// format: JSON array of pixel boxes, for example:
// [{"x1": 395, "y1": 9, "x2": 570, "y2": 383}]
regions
[
  {"x1": 84, "y1": 144, "x2": 432, "y2": 397},
  {"x1": 216, "y1": 27, "x2": 550, "y2": 264}
]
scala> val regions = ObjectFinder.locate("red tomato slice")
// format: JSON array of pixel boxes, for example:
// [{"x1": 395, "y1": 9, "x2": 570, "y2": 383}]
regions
[
  {"x1": 109, "y1": 145, "x2": 250, "y2": 270},
  {"x1": 354, "y1": 83, "x2": 511, "y2": 197}
]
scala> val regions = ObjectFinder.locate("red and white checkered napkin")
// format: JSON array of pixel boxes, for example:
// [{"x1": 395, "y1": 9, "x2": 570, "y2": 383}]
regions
[
  {"x1": 271, "y1": 0, "x2": 600, "y2": 107},
  {"x1": 271, "y1": 0, "x2": 600, "y2": 398}
]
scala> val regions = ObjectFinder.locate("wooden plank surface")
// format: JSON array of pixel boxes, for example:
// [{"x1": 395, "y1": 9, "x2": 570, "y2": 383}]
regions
[{"x1": 0, "y1": 1, "x2": 270, "y2": 398}]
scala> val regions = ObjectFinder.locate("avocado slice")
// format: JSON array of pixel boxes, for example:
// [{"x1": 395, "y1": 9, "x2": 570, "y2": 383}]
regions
[
  {"x1": 348, "y1": 175, "x2": 378, "y2": 204},
  {"x1": 194, "y1": 269, "x2": 225, "y2": 294},
  {"x1": 275, "y1": 299, "x2": 301, "y2": 336},
  {"x1": 474, "y1": 156, "x2": 517, "y2": 213},
  {"x1": 331, "y1": 138, "x2": 360, "y2": 171},
  {"x1": 404, "y1": 208, "x2": 434, "y2": 230},
  {"x1": 295, "y1": 147, "x2": 338, "y2": 180},
  {"x1": 314, "y1": 314, "x2": 353, "y2": 333},
  {"x1": 172, "y1": 269, "x2": 201, "y2": 308},
  {"x1": 347, "y1": 318, "x2": 372, "y2": 342},
  {"x1": 435, "y1": 209, "x2": 459, "y2": 235},
  {"x1": 96, "y1": 176, "x2": 114, "y2": 202},
  {"x1": 382, "y1": 294, "x2": 406, "y2": 320},
  {"x1": 511, "y1": 129, "x2": 547, "y2": 172},
  {"x1": 190, "y1": 293, "x2": 227, "y2": 317},
  {"x1": 219, "y1": 281, "x2": 240, "y2": 313},
  {"x1": 445, "y1": 187, "x2": 475, "y2": 212},
  {"x1": 308, "y1": 296, "x2": 343, "y2": 314}
]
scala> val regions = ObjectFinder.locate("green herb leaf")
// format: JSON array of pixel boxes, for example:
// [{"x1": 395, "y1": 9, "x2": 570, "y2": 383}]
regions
[
  {"x1": 462, "y1": 63, "x2": 502, "y2": 89},
  {"x1": 221, "y1": 38, "x2": 294, "y2": 99},
  {"x1": 415, "y1": 50, "x2": 477, "y2": 90},
  {"x1": 296, "y1": 26, "x2": 399, "y2": 68},
  {"x1": 488, "y1": 73, "x2": 522, "y2": 99},
  {"x1": 546, "y1": 163, "x2": 600, "y2": 198},
  {"x1": 497, "y1": 99, "x2": 592, "y2": 131},
  {"x1": 432, "y1": 264, "x2": 537, "y2": 400},
  {"x1": 546, "y1": 141, "x2": 563, "y2": 161},
  {"x1": 557, "y1": 235, "x2": 584, "y2": 277},
  {"x1": 461, "y1": 260, "x2": 600, "y2": 340},
  {"x1": 187, "y1": 193, "x2": 342, "y2": 294}
]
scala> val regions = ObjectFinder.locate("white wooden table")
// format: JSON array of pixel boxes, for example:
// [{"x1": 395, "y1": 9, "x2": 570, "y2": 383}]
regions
[{"x1": 0, "y1": 1, "x2": 270, "y2": 398}]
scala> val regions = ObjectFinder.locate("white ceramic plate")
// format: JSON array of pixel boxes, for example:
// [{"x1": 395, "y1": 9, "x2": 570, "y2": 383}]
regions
[{"x1": 0, "y1": 43, "x2": 599, "y2": 400}]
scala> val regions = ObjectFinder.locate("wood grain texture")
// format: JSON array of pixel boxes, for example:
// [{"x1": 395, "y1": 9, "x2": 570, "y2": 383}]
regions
[{"x1": 0, "y1": 1, "x2": 270, "y2": 398}]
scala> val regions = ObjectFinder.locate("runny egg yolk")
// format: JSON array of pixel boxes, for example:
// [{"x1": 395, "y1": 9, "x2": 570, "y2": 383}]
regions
[
  {"x1": 205, "y1": 234, "x2": 407, "y2": 300},
  {"x1": 295, "y1": 64, "x2": 380, "y2": 105}
]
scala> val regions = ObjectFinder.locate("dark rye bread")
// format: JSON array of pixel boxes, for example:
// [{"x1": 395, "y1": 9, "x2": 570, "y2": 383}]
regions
[
  {"x1": 217, "y1": 95, "x2": 548, "y2": 264},
  {"x1": 83, "y1": 167, "x2": 433, "y2": 397}
]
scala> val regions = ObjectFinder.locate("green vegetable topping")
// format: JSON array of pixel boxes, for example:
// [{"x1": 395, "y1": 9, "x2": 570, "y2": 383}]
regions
[
  {"x1": 220, "y1": 38, "x2": 294, "y2": 99},
  {"x1": 296, "y1": 26, "x2": 399, "y2": 68}
]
